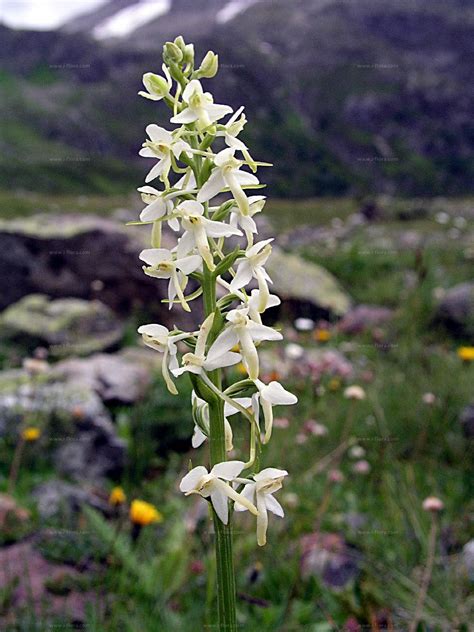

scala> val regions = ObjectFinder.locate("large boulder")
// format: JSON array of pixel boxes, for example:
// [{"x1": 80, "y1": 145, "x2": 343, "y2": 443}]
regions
[
  {"x1": 0, "y1": 213, "x2": 178, "y2": 323},
  {"x1": 338, "y1": 304, "x2": 394, "y2": 335},
  {"x1": 436, "y1": 283, "x2": 474, "y2": 335},
  {"x1": 52, "y1": 347, "x2": 156, "y2": 404},
  {"x1": 32, "y1": 480, "x2": 110, "y2": 520},
  {"x1": 0, "y1": 294, "x2": 124, "y2": 357},
  {"x1": 266, "y1": 247, "x2": 351, "y2": 319}
]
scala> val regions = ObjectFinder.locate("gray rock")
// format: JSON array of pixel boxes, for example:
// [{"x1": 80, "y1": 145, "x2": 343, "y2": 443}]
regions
[
  {"x1": 436, "y1": 283, "x2": 474, "y2": 335},
  {"x1": 0, "y1": 370, "x2": 105, "y2": 437},
  {"x1": 0, "y1": 365, "x2": 126, "y2": 482},
  {"x1": 266, "y1": 247, "x2": 351, "y2": 318},
  {"x1": 53, "y1": 412, "x2": 126, "y2": 482},
  {"x1": 459, "y1": 404, "x2": 474, "y2": 438},
  {"x1": 53, "y1": 347, "x2": 156, "y2": 404},
  {"x1": 0, "y1": 214, "x2": 185, "y2": 326},
  {"x1": 0, "y1": 294, "x2": 124, "y2": 357},
  {"x1": 32, "y1": 480, "x2": 109, "y2": 519},
  {"x1": 338, "y1": 304, "x2": 394, "y2": 335},
  {"x1": 462, "y1": 540, "x2": 474, "y2": 580}
]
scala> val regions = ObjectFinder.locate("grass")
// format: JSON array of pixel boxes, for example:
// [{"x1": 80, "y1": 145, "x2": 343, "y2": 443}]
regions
[{"x1": 0, "y1": 194, "x2": 473, "y2": 629}]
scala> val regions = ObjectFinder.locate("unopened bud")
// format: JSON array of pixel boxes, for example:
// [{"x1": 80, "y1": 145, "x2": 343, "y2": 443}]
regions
[
  {"x1": 196, "y1": 51, "x2": 218, "y2": 78},
  {"x1": 183, "y1": 43, "x2": 195, "y2": 65},
  {"x1": 142, "y1": 72, "x2": 170, "y2": 97},
  {"x1": 174, "y1": 35, "x2": 186, "y2": 52},
  {"x1": 163, "y1": 41, "x2": 183, "y2": 64}
]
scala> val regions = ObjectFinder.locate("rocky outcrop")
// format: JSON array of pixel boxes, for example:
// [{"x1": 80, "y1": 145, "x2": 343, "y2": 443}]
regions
[
  {"x1": 0, "y1": 294, "x2": 124, "y2": 357},
  {"x1": 0, "y1": 362, "x2": 126, "y2": 482},
  {"x1": 0, "y1": 214, "x2": 171, "y2": 318},
  {"x1": 337, "y1": 304, "x2": 394, "y2": 335},
  {"x1": 52, "y1": 348, "x2": 156, "y2": 404},
  {"x1": 266, "y1": 248, "x2": 351, "y2": 319}
]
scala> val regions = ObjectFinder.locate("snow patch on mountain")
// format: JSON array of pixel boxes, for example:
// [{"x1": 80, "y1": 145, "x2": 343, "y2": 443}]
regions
[
  {"x1": 217, "y1": 0, "x2": 260, "y2": 24},
  {"x1": 93, "y1": 0, "x2": 170, "y2": 39},
  {"x1": 0, "y1": 0, "x2": 107, "y2": 30}
]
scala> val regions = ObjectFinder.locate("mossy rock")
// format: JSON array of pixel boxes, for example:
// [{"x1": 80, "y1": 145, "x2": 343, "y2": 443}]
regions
[
  {"x1": 267, "y1": 247, "x2": 351, "y2": 318},
  {"x1": 0, "y1": 294, "x2": 123, "y2": 357}
]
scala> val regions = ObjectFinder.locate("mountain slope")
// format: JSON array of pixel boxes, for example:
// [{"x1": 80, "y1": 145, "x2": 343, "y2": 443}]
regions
[{"x1": 1, "y1": 0, "x2": 473, "y2": 196}]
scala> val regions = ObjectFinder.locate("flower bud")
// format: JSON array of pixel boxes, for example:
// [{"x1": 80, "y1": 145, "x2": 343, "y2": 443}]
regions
[
  {"x1": 174, "y1": 35, "x2": 186, "y2": 52},
  {"x1": 422, "y1": 496, "x2": 444, "y2": 513},
  {"x1": 183, "y1": 43, "x2": 195, "y2": 65},
  {"x1": 196, "y1": 51, "x2": 218, "y2": 78},
  {"x1": 142, "y1": 72, "x2": 170, "y2": 98},
  {"x1": 163, "y1": 41, "x2": 183, "y2": 64}
]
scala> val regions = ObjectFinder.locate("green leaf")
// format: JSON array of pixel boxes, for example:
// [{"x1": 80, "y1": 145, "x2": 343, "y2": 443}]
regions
[{"x1": 213, "y1": 247, "x2": 241, "y2": 277}]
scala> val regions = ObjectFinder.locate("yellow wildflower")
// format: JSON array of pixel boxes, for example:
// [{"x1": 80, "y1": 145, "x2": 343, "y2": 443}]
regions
[
  {"x1": 130, "y1": 499, "x2": 163, "y2": 526},
  {"x1": 314, "y1": 329, "x2": 331, "y2": 342},
  {"x1": 109, "y1": 486, "x2": 126, "y2": 506},
  {"x1": 22, "y1": 427, "x2": 41, "y2": 442},
  {"x1": 328, "y1": 378, "x2": 341, "y2": 391},
  {"x1": 457, "y1": 346, "x2": 474, "y2": 361}
]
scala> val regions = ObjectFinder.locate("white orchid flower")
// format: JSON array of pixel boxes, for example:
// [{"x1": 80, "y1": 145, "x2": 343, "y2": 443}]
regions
[
  {"x1": 139, "y1": 248, "x2": 201, "y2": 312},
  {"x1": 175, "y1": 200, "x2": 242, "y2": 271},
  {"x1": 230, "y1": 239, "x2": 273, "y2": 312},
  {"x1": 211, "y1": 307, "x2": 282, "y2": 380},
  {"x1": 197, "y1": 148, "x2": 260, "y2": 217},
  {"x1": 217, "y1": 107, "x2": 258, "y2": 172},
  {"x1": 191, "y1": 392, "x2": 251, "y2": 451},
  {"x1": 172, "y1": 313, "x2": 241, "y2": 377},
  {"x1": 170, "y1": 79, "x2": 232, "y2": 129},
  {"x1": 137, "y1": 324, "x2": 189, "y2": 395},
  {"x1": 229, "y1": 195, "x2": 266, "y2": 243},
  {"x1": 179, "y1": 461, "x2": 258, "y2": 524},
  {"x1": 254, "y1": 379, "x2": 297, "y2": 443},
  {"x1": 137, "y1": 186, "x2": 186, "y2": 233},
  {"x1": 234, "y1": 468, "x2": 288, "y2": 545},
  {"x1": 138, "y1": 65, "x2": 172, "y2": 101},
  {"x1": 247, "y1": 289, "x2": 281, "y2": 323},
  {"x1": 139, "y1": 124, "x2": 191, "y2": 185}
]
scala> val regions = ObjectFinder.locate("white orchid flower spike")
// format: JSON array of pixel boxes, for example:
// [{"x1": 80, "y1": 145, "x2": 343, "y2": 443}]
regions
[
  {"x1": 234, "y1": 468, "x2": 288, "y2": 545},
  {"x1": 179, "y1": 461, "x2": 258, "y2": 524}
]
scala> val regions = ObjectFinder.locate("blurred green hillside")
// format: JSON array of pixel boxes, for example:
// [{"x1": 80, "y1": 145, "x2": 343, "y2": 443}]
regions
[{"x1": 1, "y1": 0, "x2": 474, "y2": 197}]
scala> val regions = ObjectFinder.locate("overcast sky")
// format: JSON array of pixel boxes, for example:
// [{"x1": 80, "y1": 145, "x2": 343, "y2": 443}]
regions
[{"x1": 0, "y1": 0, "x2": 108, "y2": 29}]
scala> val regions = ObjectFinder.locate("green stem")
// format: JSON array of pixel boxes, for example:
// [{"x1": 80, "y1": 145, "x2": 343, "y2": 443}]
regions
[{"x1": 203, "y1": 256, "x2": 237, "y2": 631}]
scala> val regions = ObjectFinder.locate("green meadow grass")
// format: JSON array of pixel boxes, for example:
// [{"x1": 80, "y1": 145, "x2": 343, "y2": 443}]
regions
[{"x1": 0, "y1": 194, "x2": 472, "y2": 630}]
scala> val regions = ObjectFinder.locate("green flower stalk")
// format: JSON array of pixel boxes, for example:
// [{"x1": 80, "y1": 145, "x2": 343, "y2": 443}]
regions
[{"x1": 135, "y1": 36, "x2": 297, "y2": 631}]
